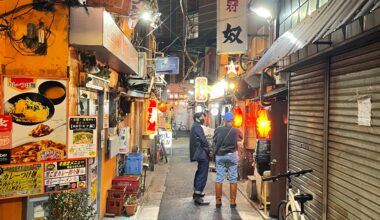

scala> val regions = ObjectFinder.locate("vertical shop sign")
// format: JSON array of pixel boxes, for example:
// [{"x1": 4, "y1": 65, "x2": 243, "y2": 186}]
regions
[
  {"x1": 0, "y1": 163, "x2": 43, "y2": 199},
  {"x1": 119, "y1": 127, "x2": 130, "y2": 154},
  {"x1": 68, "y1": 116, "x2": 97, "y2": 158},
  {"x1": 44, "y1": 159, "x2": 87, "y2": 192},
  {"x1": 217, "y1": 0, "x2": 247, "y2": 54},
  {"x1": 195, "y1": 77, "x2": 208, "y2": 102},
  {"x1": 146, "y1": 100, "x2": 157, "y2": 132},
  {"x1": 3, "y1": 77, "x2": 68, "y2": 164},
  {"x1": 0, "y1": 115, "x2": 12, "y2": 164}
]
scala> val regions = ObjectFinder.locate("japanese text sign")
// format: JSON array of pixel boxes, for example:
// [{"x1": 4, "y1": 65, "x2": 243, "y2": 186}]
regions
[
  {"x1": 0, "y1": 163, "x2": 43, "y2": 199},
  {"x1": 44, "y1": 159, "x2": 87, "y2": 192},
  {"x1": 217, "y1": 0, "x2": 248, "y2": 54},
  {"x1": 195, "y1": 77, "x2": 208, "y2": 102},
  {"x1": 68, "y1": 116, "x2": 98, "y2": 158},
  {"x1": 0, "y1": 115, "x2": 12, "y2": 152}
]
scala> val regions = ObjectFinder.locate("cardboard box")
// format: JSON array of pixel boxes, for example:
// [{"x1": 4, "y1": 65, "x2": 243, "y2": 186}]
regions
[{"x1": 86, "y1": 0, "x2": 130, "y2": 15}]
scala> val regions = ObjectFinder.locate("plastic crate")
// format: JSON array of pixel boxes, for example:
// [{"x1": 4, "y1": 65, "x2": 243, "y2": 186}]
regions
[
  {"x1": 106, "y1": 198, "x2": 124, "y2": 216},
  {"x1": 108, "y1": 188, "x2": 126, "y2": 200},
  {"x1": 125, "y1": 153, "x2": 143, "y2": 175},
  {"x1": 112, "y1": 176, "x2": 140, "y2": 193}
]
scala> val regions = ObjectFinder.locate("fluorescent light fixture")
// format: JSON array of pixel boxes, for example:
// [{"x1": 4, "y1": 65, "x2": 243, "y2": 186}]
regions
[
  {"x1": 252, "y1": 7, "x2": 272, "y2": 19},
  {"x1": 141, "y1": 11, "x2": 152, "y2": 21}
]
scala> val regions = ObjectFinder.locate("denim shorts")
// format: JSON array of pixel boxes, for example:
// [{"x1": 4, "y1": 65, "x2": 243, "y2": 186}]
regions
[{"x1": 215, "y1": 151, "x2": 238, "y2": 183}]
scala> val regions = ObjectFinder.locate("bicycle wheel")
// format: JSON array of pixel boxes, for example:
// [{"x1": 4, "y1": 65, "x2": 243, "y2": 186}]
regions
[
  {"x1": 161, "y1": 145, "x2": 168, "y2": 163},
  {"x1": 278, "y1": 200, "x2": 288, "y2": 220}
]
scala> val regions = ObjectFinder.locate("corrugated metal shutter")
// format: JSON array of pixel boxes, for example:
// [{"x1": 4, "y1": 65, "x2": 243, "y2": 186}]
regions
[
  {"x1": 328, "y1": 41, "x2": 380, "y2": 219},
  {"x1": 288, "y1": 62, "x2": 326, "y2": 219}
]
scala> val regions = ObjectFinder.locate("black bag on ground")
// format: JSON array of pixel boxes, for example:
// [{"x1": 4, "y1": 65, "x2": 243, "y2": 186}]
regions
[{"x1": 254, "y1": 140, "x2": 271, "y2": 176}]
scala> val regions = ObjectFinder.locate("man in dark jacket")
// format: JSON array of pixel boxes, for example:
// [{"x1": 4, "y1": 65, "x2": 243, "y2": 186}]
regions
[{"x1": 189, "y1": 112, "x2": 210, "y2": 206}]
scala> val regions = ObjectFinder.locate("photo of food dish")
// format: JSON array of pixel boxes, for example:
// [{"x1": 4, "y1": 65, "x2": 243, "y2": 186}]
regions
[
  {"x1": 4, "y1": 92, "x2": 55, "y2": 125},
  {"x1": 46, "y1": 163, "x2": 56, "y2": 171},
  {"x1": 11, "y1": 140, "x2": 66, "y2": 163},
  {"x1": 38, "y1": 81, "x2": 66, "y2": 105},
  {"x1": 73, "y1": 130, "x2": 93, "y2": 144}
]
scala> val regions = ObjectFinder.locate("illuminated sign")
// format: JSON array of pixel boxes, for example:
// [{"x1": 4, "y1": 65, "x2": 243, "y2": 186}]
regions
[{"x1": 195, "y1": 77, "x2": 208, "y2": 102}]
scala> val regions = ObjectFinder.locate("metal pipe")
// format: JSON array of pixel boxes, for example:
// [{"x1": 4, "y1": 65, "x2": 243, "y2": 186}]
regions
[{"x1": 322, "y1": 57, "x2": 330, "y2": 220}]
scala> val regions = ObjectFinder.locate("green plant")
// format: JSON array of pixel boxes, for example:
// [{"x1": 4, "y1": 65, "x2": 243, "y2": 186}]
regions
[
  {"x1": 45, "y1": 190, "x2": 96, "y2": 220},
  {"x1": 126, "y1": 194, "x2": 138, "y2": 205}
]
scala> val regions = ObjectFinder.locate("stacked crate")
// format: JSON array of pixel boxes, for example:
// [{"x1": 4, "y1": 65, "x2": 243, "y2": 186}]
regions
[
  {"x1": 112, "y1": 176, "x2": 140, "y2": 198},
  {"x1": 106, "y1": 185, "x2": 127, "y2": 216}
]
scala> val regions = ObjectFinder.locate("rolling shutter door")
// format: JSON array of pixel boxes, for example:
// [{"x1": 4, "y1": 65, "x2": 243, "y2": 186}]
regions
[
  {"x1": 328, "y1": 42, "x2": 380, "y2": 219},
  {"x1": 288, "y1": 62, "x2": 326, "y2": 219}
]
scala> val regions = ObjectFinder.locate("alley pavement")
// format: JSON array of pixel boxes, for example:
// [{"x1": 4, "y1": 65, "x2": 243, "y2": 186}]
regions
[{"x1": 105, "y1": 137, "x2": 264, "y2": 220}]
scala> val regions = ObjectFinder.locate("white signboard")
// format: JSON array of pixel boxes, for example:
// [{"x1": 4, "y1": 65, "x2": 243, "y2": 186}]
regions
[
  {"x1": 217, "y1": 0, "x2": 248, "y2": 54},
  {"x1": 159, "y1": 131, "x2": 172, "y2": 149},
  {"x1": 119, "y1": 127, "x2": 130, "y2": 154},
  {"x1": 68, "y1": 116, "x2": 97, "y2": 158}
]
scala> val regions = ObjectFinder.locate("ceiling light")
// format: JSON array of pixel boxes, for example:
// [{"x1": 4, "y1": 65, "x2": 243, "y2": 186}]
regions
[
  {"x1": 141, "y1": 11, "x2": 152, "y2": 21},
  {"x1": 190, "y1": 79, "x2": 195, "y2": 84},
  {"x1": 251, "y1": 7, "x2": 272, "y2": 19}
]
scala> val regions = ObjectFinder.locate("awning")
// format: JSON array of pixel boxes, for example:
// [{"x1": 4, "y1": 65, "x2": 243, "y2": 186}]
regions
[
  {"x1": 250, "y1": 86, "x2": 288, "y2": 101},
  {"x1": 245, "y1": 0, "x2": 380, "y2": 87}
]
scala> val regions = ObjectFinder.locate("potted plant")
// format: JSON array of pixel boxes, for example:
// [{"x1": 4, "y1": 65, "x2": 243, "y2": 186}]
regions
[
  {"x1": 124, "y1": 194, "x2": 138, "y2": 216},
  {"x1": 45, "y1": 190, "x2": 96, "y2": 220}
]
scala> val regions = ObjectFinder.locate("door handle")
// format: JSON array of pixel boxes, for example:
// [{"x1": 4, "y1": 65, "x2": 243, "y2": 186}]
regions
[{"x1": 270, "y1": 159, "x2": 277, "y2": 165}]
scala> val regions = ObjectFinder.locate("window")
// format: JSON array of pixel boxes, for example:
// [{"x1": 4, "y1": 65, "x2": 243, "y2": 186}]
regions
[{"x1": 187, "y1": 12, "x2": 199, "y2": 39}]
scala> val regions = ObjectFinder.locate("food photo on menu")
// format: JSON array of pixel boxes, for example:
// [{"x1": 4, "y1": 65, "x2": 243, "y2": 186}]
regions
[{"x1": 3, "y1": 77, "x2": 68, "y2": 164}]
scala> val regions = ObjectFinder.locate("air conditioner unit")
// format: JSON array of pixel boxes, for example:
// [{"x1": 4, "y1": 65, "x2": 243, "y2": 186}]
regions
[{"x1": 138, "y1": 52, "x2": 147, "y2": 77}]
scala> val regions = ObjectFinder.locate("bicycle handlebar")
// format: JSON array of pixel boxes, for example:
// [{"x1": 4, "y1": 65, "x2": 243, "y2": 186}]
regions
[{"x1": 262, "y1": 169, "x2": 312, "y2": 182}]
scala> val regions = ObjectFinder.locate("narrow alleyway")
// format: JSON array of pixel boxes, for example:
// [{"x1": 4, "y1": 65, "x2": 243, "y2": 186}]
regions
[{"x1": 156, "y1": 137, "x2": 263, "y2": 220}]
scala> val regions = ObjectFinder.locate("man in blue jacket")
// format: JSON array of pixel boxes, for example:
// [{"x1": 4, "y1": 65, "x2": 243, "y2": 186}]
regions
[{"x1": 189, "y1": 112, "x2": 210, "y2": 205}]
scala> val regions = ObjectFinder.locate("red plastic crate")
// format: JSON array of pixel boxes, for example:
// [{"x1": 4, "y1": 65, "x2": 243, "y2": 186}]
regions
[
  {"x1": 112, "y1": 176, "x2": 140, "y2": 193},
  {"x1": 108, "y1": 188, "x2": 126, "y2": 200},
  {"x1": 106, "y1": 198, "x2": 124, "y2": 216}
]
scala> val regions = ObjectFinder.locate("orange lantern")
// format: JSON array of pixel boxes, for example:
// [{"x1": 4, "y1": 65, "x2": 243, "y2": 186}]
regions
[
  {"x1": 158, "y1": 103, "x2": 168, "y2": 112},
  {"x1": 256, "y1": 109, "x2": 271, "y2": 139},
  {"x1": 233, "y1": 106, "x2": 243, "y2": 127}
]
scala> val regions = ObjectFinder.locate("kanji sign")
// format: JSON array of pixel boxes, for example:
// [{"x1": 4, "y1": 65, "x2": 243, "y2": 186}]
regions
[
  {"x1": 44, "y1": 159, "x2": 87, "y2": 193},
  {"x1": 217, "y1": 0, "x2": 247, "y2": 54},
  {"x1": 195, "y1": 77, "x2": 208, "y2": 102},
  {"x1": 0, "y1": 163, "x2": 43, "y2": 199},
  {"x1": 68, "y1": 116, "x2": 98, "y2": 158}
]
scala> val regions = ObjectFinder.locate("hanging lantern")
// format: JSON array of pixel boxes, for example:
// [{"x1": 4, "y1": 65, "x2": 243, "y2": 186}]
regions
[
  {"x1": 158, "y1": 103, "x2": 168, "y2": 113},
  {"x1": 233, "y1": 106, "x2": 243, "y2": 127},
  {"x1": 256, "y1": 109, "x2": 271, "y2": 139}
]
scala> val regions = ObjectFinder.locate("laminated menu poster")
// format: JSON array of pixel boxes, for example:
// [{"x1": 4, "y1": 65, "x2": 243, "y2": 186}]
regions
[
  {"x1": 2, "y1": 77, "x2": 68, "y2": 164},
  {"x1": 0, "y1": 163, "x2": 43, "y2": 199},
  {"x1": 44, "y1": 159, "x2": 87, "y2": 192},
  {"x1": 68, "y1": 116, "x2": 97, "y2": 158}
]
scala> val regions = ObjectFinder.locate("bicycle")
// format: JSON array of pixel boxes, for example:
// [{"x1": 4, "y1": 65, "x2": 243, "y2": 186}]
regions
[
  {"x1": 156, "y1": 129, "x2": 168, "y2": 164},
  {"x1": 262, "y1": 169, "x2": 313, "y2": 220}
]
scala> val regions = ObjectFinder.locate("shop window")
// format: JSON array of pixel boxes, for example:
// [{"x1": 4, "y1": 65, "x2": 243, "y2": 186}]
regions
[
  {"x1": 292, "y1": 0, "x2": 299, "y2": 12},
  {"x1": 309, "y1": 0, "x2": 318, "y2": 14},
  {"x1": 300, "y1": 2, "x2": 308, "y2": 21}
]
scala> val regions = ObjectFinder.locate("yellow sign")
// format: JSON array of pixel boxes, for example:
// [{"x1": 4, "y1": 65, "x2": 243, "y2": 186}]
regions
[
  {"x1": 195, "y1": 77, "x2": 208, "y2": 102},
  {"x1": 0, "y1": 163, "x2": 43, "y2": 199}
]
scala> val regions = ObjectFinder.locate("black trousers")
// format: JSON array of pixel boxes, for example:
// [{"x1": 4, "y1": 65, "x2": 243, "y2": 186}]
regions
[{"x1": 193, "y1": 160, "x2": 209, "y2": 193}]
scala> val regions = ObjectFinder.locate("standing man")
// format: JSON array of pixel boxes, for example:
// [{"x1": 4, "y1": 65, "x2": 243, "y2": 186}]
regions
[
  {"x1": 189, "y1": 112, "x2": 210, "y2": 206},
  {"x1": 213, "y1": 112, "x2": 243, "y2": 208}
]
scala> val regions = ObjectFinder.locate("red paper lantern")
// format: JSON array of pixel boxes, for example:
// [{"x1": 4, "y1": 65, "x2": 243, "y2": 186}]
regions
[
  {"x1": 158, "y1": 103, "x2": 168, "y2": 113},
  {"x1": 233, "y1": 106, "x2": 243, "y2": 128}
]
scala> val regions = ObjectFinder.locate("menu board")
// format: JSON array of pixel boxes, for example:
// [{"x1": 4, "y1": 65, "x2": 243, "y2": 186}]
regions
[
  {"x1": 68, "y1": 116, "x2": 97, "y2": 158},
  {"x1": 44, "y1": 159, "x2": 87, "y2": 192},
  {"x1": 0, "y1": 163, "x2": 43, "y2": 199},
  {"x1": 2, "y1": 77, "x2": 68, "y2": 164}
]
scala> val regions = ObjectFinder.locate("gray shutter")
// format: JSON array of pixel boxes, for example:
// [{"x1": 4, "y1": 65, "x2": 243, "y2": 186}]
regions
[
  {"x1": 288, "y1": 62, "x2": 326, "y2": 219},
  {"x1": 328, "y1": 42, "x2": 380, "y2": 219}
]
